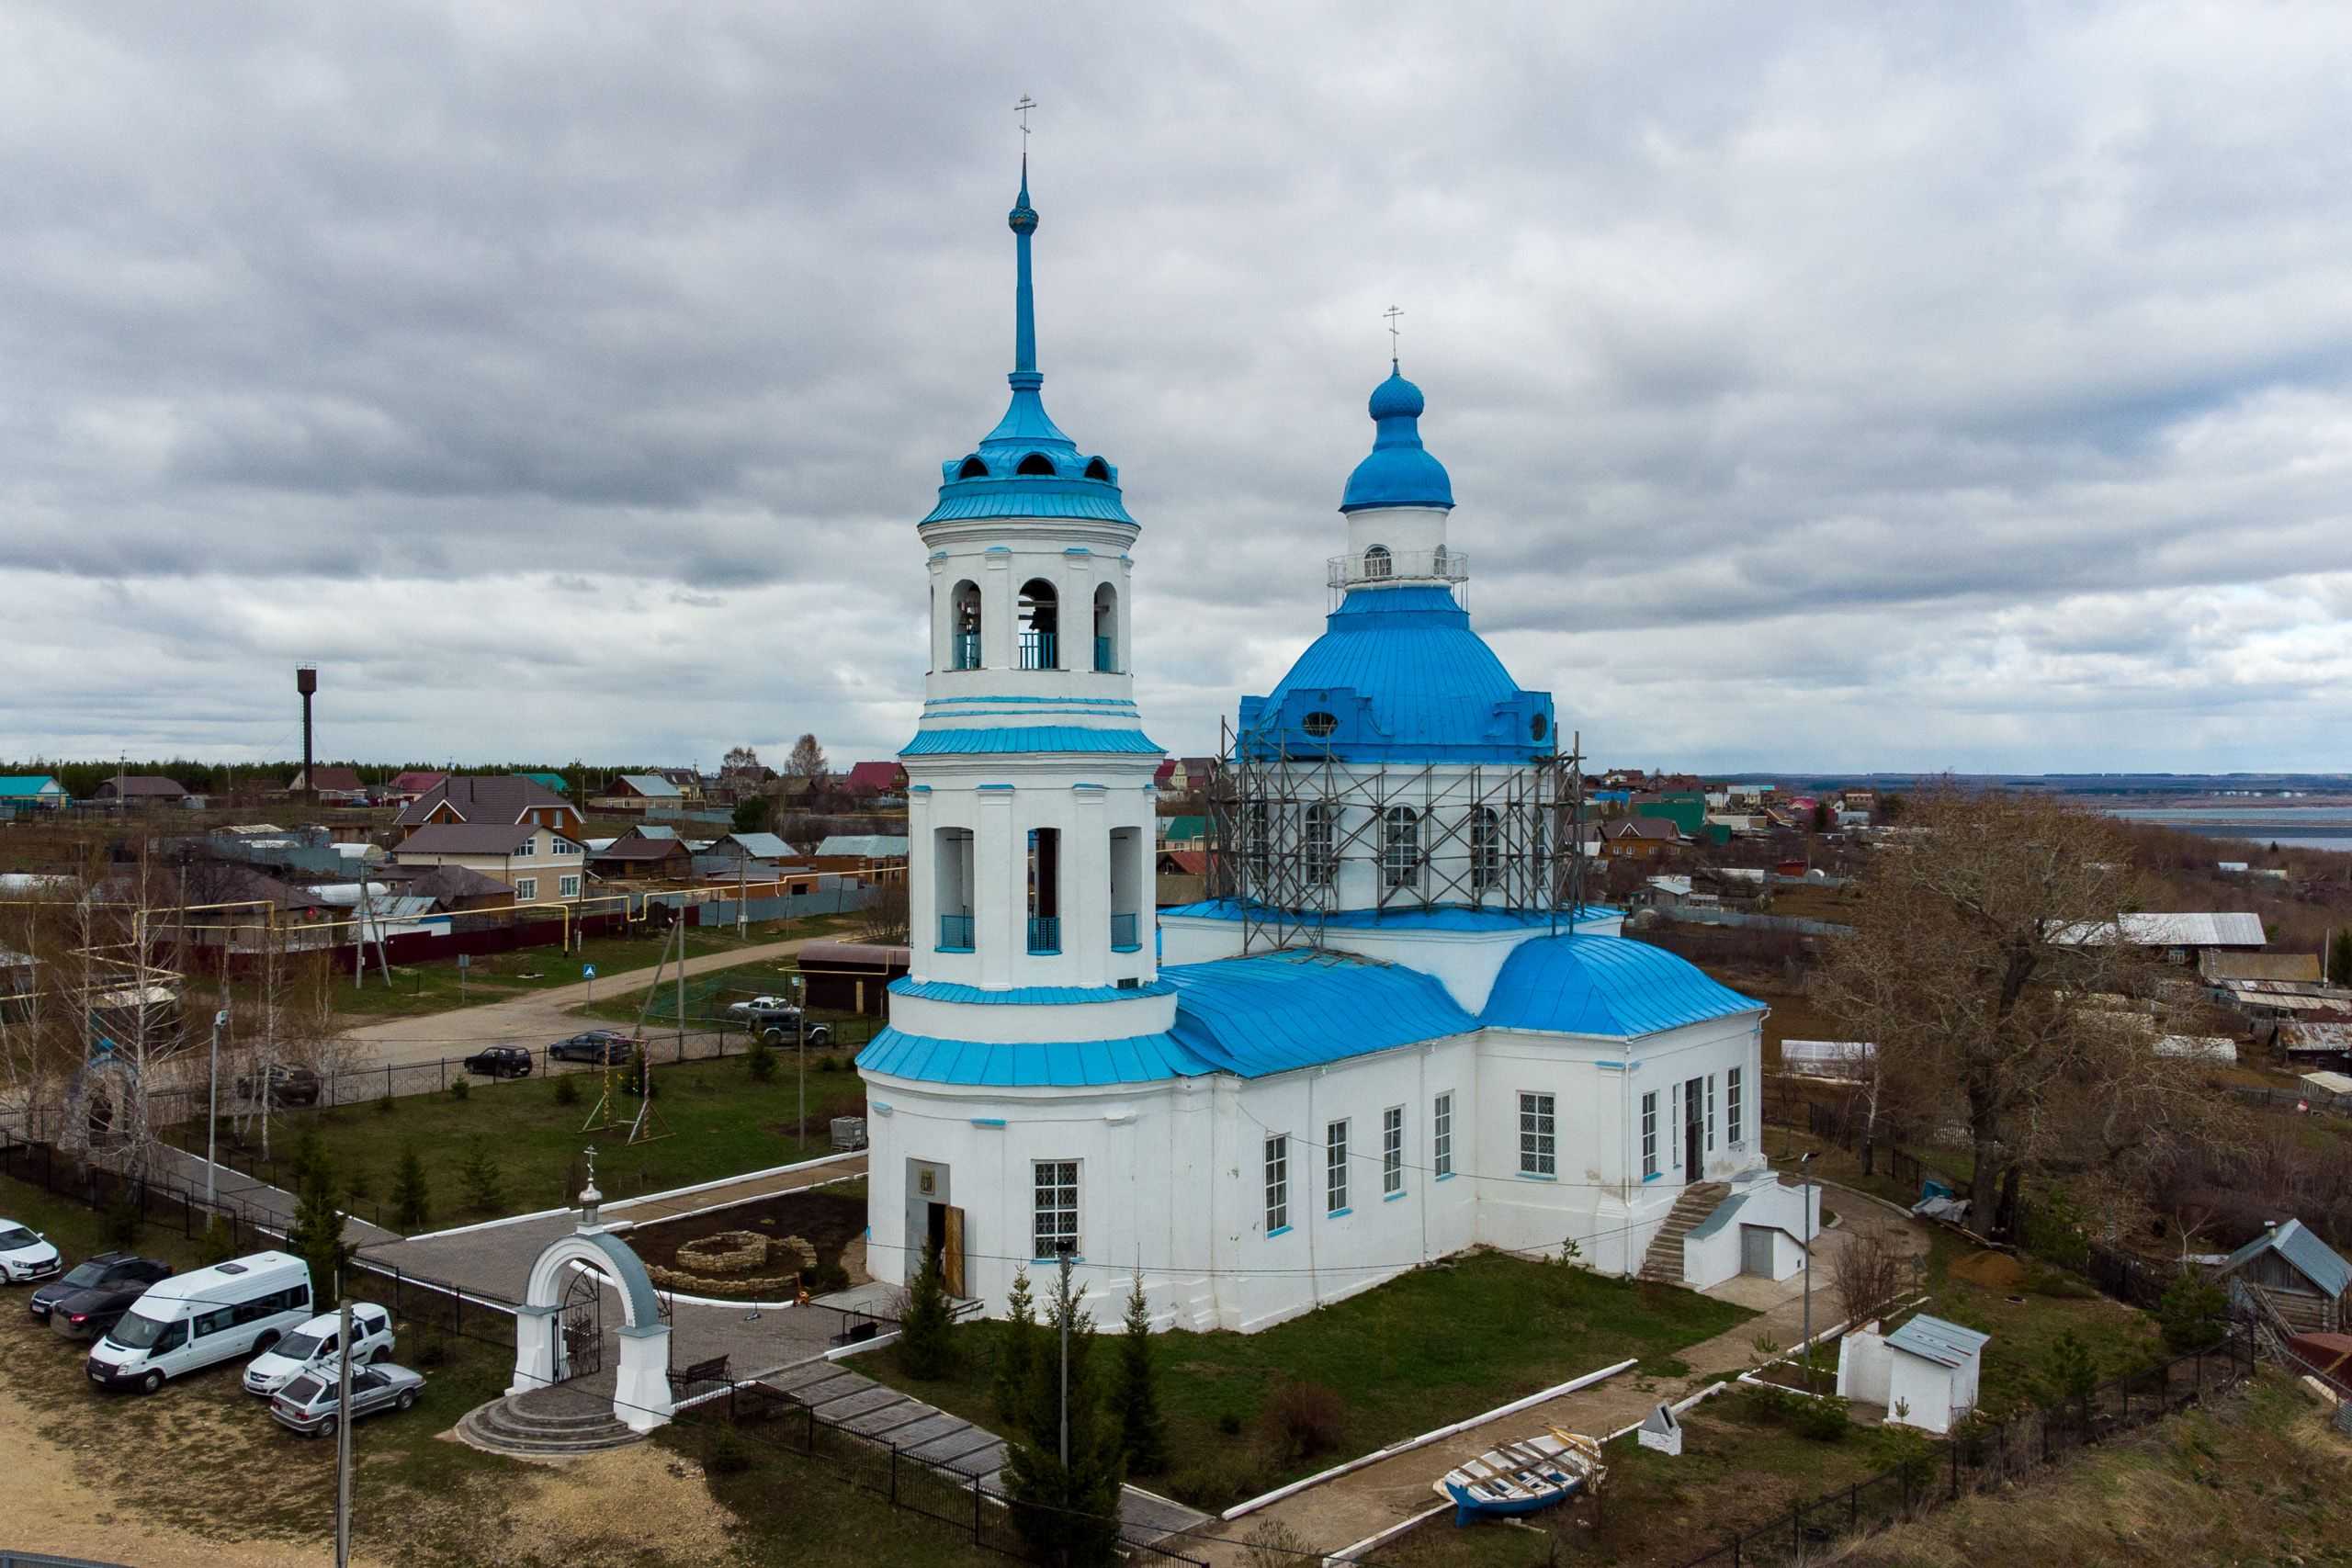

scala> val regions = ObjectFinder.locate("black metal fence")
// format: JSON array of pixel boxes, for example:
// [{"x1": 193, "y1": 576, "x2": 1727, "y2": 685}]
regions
[
  {"x1": 1674, "y1": 1333, "x2": 2254, "y2": 1567},
  {"x1": 683, "y1": 1378, "x2": 1206, "y2": 1568},
  {"x1": 0, "y1": 1127, "x2": 294, "y2": 1250}
]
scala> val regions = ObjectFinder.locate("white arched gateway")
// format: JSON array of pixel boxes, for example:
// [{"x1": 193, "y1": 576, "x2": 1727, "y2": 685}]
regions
[{"x1": 510, "y1": 1222, "x2": 673, "y2": 1433}]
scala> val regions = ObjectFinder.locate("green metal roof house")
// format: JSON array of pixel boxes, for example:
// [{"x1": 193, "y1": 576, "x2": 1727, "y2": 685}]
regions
[
  {"x1": 0, "y1": 775, "x2": 67, "y2": 813},
  {"x1": 521, "y1": 772, "x2": 571, "y2": 795}
]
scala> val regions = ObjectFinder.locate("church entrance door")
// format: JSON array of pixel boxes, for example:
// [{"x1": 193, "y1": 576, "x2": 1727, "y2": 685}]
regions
[{"x1": 1683, "y1": 1078, "x2": 1704, "y2": 1184}]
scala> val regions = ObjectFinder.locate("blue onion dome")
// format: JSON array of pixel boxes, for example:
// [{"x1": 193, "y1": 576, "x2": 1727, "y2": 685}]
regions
[{"x1": 1341, "y1": 361, "x2": 1453, "y2": 513}]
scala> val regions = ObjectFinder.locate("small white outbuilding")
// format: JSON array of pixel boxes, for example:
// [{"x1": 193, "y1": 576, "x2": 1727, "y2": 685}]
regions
[{"x1": 1836, "y1": 1314, "x2": 1988, "y2": 1434}]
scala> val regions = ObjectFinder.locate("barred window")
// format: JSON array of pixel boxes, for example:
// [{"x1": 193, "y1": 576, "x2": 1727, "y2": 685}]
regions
[
  {"x1": 1706, "y1": 1074, "x2": 1717, "y2": 1153},
  {"x1": 1383, "y1": 807, "x2": 1419, "y2": 889},
  {"x1": 1519, "y1": 1091, "x2": 1555, "y2": 1177},
  {"x1": 1432, "y1": 1092, "x2": 1453, "y2": 1178},
  {"x1": 1641, "y1": 1091, "x2": 1658, "y2": 1179},
  {"x1": 1264, "y1": 1135, "x2": 1288, "y2": 1233},
  {"x1": 1326, "y1": 1120, "x2": 1350, "y2": 1213},
  {"x1": 1033, "y1": 1161, "x2": 1080, "y2": 1258},
  {"x1": 1305, "y1": 803, "x2": 1336, "y2": 886},
  {"x1": 1726, "y1": 1067, "x2": 1744, "y2": 1148},
  {"x1": 1383, "y1": 1106, "x2": 1405, "y2": 1197},
  {"x1": 1471, "y1": 807, "x2": 1500, "y2": 892}
]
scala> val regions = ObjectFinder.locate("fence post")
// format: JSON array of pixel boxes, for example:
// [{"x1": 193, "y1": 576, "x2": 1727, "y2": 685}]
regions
[
  {"x1": 1792, "y1": 1502, "x2": 1802, "y2": 1556},
  {"x1": 1849, "y1": 1481, "x2": 1858, "y2": 1529},
  {"x1": 891, "y1": 1443, "x2": 899, "y2": 1504},
  {"x1": 974, "y1": 1478, "x2": 983, "y2": 1543}
]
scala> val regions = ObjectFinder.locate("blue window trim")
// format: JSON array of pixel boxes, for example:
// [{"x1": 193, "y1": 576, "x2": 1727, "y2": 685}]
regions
[
  {"x1": 1326, "y1": 1206, "x2": 1352, "y2": 1220},
  {"x1": 978, "y1": 783, "x2": 1015, "y2": 792},
  {"x1": 1384, "y1": 1190, "x2": 1408, "y2": 1202},
  {"x1": 1265, "y1": 1224, "x2": 1292, "y2": 1239},
  {"x1": 1643, "y1": 1170, "x2": 1663, "y2": 1183},
  {"x1": 1434, "y1": 1171, "x2": 1456, "y2": 1182},
  {"x1": 1517, "y1": 1171, "x2": 1557, "y2": 1183},
  {"x1": 936, "y1": 943, "x2": 976, "y2": 953},
  {"x1": 970, "y1": 1117, "x2": 1006, "y2": 1129},
  {"x1": 1032, "y1": 1254, "x2": 1087, "y2": 1265}
]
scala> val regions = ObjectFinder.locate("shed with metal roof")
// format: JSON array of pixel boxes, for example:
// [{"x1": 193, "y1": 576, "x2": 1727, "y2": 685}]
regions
[{"x1": 2213, "y1": 1218, "x2": 2350, "y2": 1331}]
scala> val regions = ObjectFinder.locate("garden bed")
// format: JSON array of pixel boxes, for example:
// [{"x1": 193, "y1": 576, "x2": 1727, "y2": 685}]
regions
[{"x1": 624, "y1": 1185, "x2": 870, "y2": 1292}]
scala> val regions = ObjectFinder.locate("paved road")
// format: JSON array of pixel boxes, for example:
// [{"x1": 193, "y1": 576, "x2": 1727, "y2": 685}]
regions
[
  {"x1": 342, "y1": 932, "x2": 829, "y2": 1072},
  {"x1": 1190, "y1": 1189, "x2": 1930, "y2": 1563}
]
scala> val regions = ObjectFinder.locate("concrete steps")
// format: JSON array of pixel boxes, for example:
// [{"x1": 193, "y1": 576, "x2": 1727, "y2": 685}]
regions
[
  {"x1": 456, "y1": 1393, "x2": 643, "y2": 1460},
  {"x1": 1636, "y1": 1181, "x2": 1730, "y2": 1285}
]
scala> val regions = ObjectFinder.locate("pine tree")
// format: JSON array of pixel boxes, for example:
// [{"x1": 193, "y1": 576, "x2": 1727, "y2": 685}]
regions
[
  {"x1": 1001, "y1": 1263, "x2": 1126, "y2": 1568},
  {"x1": 1110, "y1": 1269, "x2": 1168, "y2": 1476},
  {"x1": 391, "y1": 1144, "x2": 432, "y2": 1231},
  {"x1": 897, "y1": 1241, "x2": 957, "y2": 1380},
  {"x1": 288, "y1": 1163, "x2": 354, "y2": 1310},
  {"x1": 459, "y1": 1137, "x2": 504, "y2": 1213},
  {"x1": 995, "y1": 1265, "x2": 1039, "y2": 1423}
]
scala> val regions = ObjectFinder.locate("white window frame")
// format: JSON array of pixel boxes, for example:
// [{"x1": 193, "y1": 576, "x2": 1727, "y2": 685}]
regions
[
  {"x1": 517, "y1": 834, "x2": 537, "y2": 858},
  {"x1": 1382, "y1": 807, "x2": 1419, "y2": 889},
  {"x1": 1264, "y1": 1135, "x2": 1288, "y2": 1234},
  {"x1": 1432, "y1": 1092, "x2": 1453, "y2": 1179},
  {"x1": 1383, "y1": 1106, "x2": 1405, "y2": 1198},
  {"x1": 513, "y1": 877, "x2": 537, "y2": 902},
  {"x1": 1033, "y1": 1159, "x2": 1080, "y2": 1258},
  {"x1": 1641, "y1": 1090, "x2": 1658, "y2": 1179},
  {"x1": 1706, "y1": 1074, "x2": 1717, "y2": 1153},
  {"x1": 1304, "y1": 802, "x2": 1336, "y2": 886},
  {"x1": 558, "y1": 874, "x2": 581, "y2": 899},
  {"x1": 1326, "y1": 1120, "x2": 1350, "y2": 1213},
  {"x1": 1518, "y1": 1091, "x2": 1556, "y2": 1178},
  {"x1": 1726, "y1": 1067, "x2": 1744, "y2": 1149}
]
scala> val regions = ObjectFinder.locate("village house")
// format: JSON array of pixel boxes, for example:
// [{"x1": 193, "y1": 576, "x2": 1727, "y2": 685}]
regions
[
  {"x1": 379, "y1": 770, "x2": 448, "y2": 805},
  {"x1": 600, "y1": 773, "x2": 684, "y2": 812},
  {"x1": 2212, "y1": 1218, "x2": 2350, "y2": 1332},
  {"x1": 841, "y1": 761, "x2": 909, "y2": 799},
  {"x1": 91, "y1": 774, "x2": 188, "y2": 807},
  {"x1": 0, "y1": 775, "x2": 69, "y2": 815},
  {"x1": 286, "y1": 764, "x2": 368, "y2": 803},
  {"x1": 394, "y1": 775, "x2": 583, "y2": 840},
  {"x1": 811, "y1": 833, "x2": 910, "y2": 883},
  {"x1": 1600, "y1": 816, "x2": 1682, "y2": 862},
  {"x1": 585, "y1": 827, "x2": 692, "y2": 882},
  {"x1": 390, "y1": 821, "x2": 588, "y2": 905}
]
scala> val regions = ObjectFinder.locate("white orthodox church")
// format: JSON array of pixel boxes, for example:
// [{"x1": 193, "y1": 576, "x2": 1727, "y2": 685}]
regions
[{"x1": 856, "y1": 163, "x2": 1815, "y2": 1333}]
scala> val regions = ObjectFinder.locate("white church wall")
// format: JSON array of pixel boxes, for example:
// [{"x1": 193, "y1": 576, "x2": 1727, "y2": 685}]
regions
[{"x1": 884, "y1": 990, "x2": 1178, "y2": 1044}]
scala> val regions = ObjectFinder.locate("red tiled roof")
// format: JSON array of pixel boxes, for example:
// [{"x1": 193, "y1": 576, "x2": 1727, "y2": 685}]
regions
[
  {"x1": 299, "y1": 766, "x2": 366, "y2": 793},
  {"x1": 842, "y1": 761, "x2": 905, "y2": 794}
]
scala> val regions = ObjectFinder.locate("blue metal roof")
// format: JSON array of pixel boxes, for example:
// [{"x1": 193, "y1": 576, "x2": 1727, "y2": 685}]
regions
[
  {"x1": 901, "y1": 726, "x2": 1165, "y2": 757},
  {"x1": 889, "y1": 977, "x2": 1177, "y2": 1006},
  {"x1": 1238, "y1": 586, "x2": 1554, "y2": 764},
  {"x1": 2220, "y1": 1218, "x2": 2351, "y2": 1298},
  {"x1": 1162, "y1": 951, "x2": 1476, "y2": 1076},
  {"x1": 1159, "y1": 899, "x2": 1616, "y2": 932},
  {"x1": 0, "y1": 776, "x2": 62, "y2": 797},
  {"x1": 858, "y1": 1027, "x2": 1214, "y2": 1087},
  {"x1": 1480, "y1": 935, "x2": 1764, "y2": 1039},
  {"x1": 921, "y1": 164, "x2": 1133, "y2": 528},
  {"x1": 1885, "y1": 1314, "x2": 1990, "y2": 1368},
  {"x1": 1340, "y1": 364, "x2": 1453, "y2": 513}
]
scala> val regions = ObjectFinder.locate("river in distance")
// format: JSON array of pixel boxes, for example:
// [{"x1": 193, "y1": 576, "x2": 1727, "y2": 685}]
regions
[{"x1": 2107, "y1": 806, "x2": 2352, "y2": 853}]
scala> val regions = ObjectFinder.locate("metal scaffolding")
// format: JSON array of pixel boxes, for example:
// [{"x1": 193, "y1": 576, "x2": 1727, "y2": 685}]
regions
[{"x1": 1205, "y1": 717, "x2": 1589, "y2": 957}]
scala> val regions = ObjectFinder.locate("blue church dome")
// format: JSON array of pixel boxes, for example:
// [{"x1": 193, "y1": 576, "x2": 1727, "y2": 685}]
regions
[
  {"x1": 1341, "y1": 363, "x2": 1453, "y2": 513},
  {"x1": 1238, "y1": 584, "x2": 1554, "y2": 763},
  {"x1": 1481, "y1": 935, "x2": 1764, "y2": 1038}
]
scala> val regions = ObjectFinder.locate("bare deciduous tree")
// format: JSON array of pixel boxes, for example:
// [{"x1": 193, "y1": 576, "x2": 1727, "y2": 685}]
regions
[
  {"x1": 1829, "y1": 1224, "x2": 1912, "y2": 1325},
  {"x1": 1815, "y1": 786, "x2": 2243, "y2": 1242}
]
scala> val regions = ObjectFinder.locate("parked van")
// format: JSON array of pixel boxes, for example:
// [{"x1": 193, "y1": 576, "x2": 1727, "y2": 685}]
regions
[{"x1": 85, "y1": 1251, "x2": 312, "y2": 1394}]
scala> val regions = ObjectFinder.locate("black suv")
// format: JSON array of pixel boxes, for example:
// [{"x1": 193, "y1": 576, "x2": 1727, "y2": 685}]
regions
[
  {"x1": 236, "y1": 1063, "x2": 322, "y2": 1108},
  {"x1": 462, "y1": 1044, "x2": 534, "y2": 1079},
  {"x1": 746, "y1": 1005, "x2": 832, "y2": 1048},
  {"x1": 548, "y1": 1030, "x2": 632, "y2": 1066},
  {"x1": 29, "y1": 1254, "x2": 172, "y2": 1332}
]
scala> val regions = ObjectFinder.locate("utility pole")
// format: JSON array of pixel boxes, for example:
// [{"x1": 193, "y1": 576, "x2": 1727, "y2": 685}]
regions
[
  {"x1": 795, "y1": 973, "x2": 808, "y2": 1152},
  {"x1": 334, "y1": 1286, "x2": 354, "y2": 1566},
  {"x1": 1799, "y1": 1151, "x2": 1817, "y2": 1390},
  {"x1": 206, "y1": 1009, "x2": 227, "y2": 1208},
  {"x1": 1057, "y1": 1250, "x2": 1071, "y2": 1470}
]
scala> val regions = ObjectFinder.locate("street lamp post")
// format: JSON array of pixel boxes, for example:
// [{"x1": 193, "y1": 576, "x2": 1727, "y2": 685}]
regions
[{"x1": 207, "y1": 1009, "x2": 228, "y2": 1209}]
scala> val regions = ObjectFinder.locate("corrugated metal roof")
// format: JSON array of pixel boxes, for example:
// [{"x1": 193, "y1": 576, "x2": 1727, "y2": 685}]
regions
[
  {"x1": 1886, "y1": 1314, "x2": 1989, "y2": 1368},
  {"x1": 858, "y1": 1027, "x2": 1211, "y2": 1087},
  {"x1": 1162, "y1": 951, "x2": 1477, "y2": 1076},
  {"x1": 888, "y1": 977, "x2": 1177, "y2": 1005},
  {"x1": 901, "y1": 726, "x2": 1164, "y2": 756},
  {"x1": 617, "y1": 773, "x2": 683, "y2": 796},
  {"x1": 815, "y1": 835, "x2": 910, "y2": 858},
  {"x1": 718, "y1": 832, "x2": 796, "y2": 859},
  {"x1": 2222, "y1": 1219, "x2": 2352, "y2": 1298},
  {"x1": 1481, "y1": 936, "x2": 1764, "y2": 1038},
  {"x1": 2063, "y1": 911, "x2": 2267, "y2": 948},
  {"x1": 0, "y1": 776, "x2": 63, "y2": 796}
]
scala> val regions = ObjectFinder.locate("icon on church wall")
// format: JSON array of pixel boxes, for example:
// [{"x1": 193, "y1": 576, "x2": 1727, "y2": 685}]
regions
[{"x1": 918, "y1": 1169, "x2": 937, "y2": 1197}]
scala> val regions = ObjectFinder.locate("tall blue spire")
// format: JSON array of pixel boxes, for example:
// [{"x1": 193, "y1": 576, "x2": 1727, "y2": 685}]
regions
[{"x1": 1009, "y1": 149, "x2": 1039, "y2": 382}]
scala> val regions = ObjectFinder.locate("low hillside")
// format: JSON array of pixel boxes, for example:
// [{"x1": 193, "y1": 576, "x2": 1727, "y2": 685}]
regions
[{"x1": 1832, "y1": 1371, "x2": 2352, "y2": 1567}]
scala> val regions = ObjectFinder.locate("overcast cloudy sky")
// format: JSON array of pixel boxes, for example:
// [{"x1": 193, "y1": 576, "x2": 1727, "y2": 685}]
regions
[{"x1": 5, "y1": 3, "x2": 2349, "y2": 775}]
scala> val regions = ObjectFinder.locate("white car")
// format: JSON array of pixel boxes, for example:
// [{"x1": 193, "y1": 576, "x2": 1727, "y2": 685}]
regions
[
  {"x1": 244, "y1": 1303, "x2": 394, "y2": 1395},
  {"x1": 0, "y1": 1219, "x2": 61, "y2": 1283},
  {"x1": 726, "y1": 994, "x2": 792, "y2": 1016}
]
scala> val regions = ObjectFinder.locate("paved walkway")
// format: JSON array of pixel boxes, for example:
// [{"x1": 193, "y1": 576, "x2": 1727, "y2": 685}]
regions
[
  {"x1": 342, "y1": 932, "x2": 829, "y2": 1072},
  {"x1": 757, "y1": 1359, "x2": 1211, "y2": 1552},
  {"x1": 1191, "y1": 1193, "x2": 1928, "y2": 1563},
  {"x1": 149, "y1": 1141, "x2": 400, "y2": 1248}
]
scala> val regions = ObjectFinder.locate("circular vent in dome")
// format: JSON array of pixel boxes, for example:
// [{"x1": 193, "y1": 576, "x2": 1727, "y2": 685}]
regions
[
  {"x1": 1302, "y1": 712, "x2": 1339, "y2": 738},
  {"x1": 1532, "y1": 712, "x2": 1548, "y2": 741}
]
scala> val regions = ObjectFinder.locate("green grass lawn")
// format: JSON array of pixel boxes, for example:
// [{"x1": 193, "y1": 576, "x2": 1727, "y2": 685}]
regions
[
  {"x1": 657, "y1": 1421, "x2": 1002, "y2": 1568},
  {"x1": 201, "y1": 1050, "x2": 873, "y2": 1224},
  {"x1": 313, "y1": 927, "x2": 756, "y2": 1021},
  {"x1": 577, "y1": 953, "x2": 872, "y2": 1036},
  {"x1": 868, "y1": 1250, "x2": 1756, "y2": 1510}
]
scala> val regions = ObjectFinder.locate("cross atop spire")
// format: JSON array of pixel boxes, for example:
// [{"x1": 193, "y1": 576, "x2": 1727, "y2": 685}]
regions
[
  {"x1": 1007, "y1": 102, "x2": 1041, "y2": 380},
  {"x1": 1384, "y1": 305, "x2": 1404, "y2": 369}
]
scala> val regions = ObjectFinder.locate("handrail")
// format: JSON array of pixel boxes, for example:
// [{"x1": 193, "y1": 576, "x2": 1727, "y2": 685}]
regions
[{"x1": 1327, "y1": 547, "x2": 1468, "y2": 590}]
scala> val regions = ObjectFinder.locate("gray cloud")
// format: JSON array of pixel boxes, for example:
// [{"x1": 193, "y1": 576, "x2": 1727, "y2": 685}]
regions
[{"x1": 3, "y1": 2, "x2": 2350, "y2": 773}]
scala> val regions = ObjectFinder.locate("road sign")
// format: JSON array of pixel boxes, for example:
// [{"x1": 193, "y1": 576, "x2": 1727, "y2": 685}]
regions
[
  {"x1": 582, "y1": 964, "x2": 597, "y2": 979},
  {"x1": 458, "y1": 953, "x2": 470, "y2": 969}
]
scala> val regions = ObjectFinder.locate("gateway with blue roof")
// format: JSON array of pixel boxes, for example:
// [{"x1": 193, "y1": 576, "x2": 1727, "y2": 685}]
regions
[{"x1": 858, "y1": 150, "x2": 1806, "y2": 1335}]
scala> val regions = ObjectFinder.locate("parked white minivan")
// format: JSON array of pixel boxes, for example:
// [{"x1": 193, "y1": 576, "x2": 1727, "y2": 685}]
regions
[
  {"x1": 243, "y1": 1302, "x2": 394, "y2": 1395},
  {"x1": 85, "y1": 1251, "x2": 312, "y2": 1394}
]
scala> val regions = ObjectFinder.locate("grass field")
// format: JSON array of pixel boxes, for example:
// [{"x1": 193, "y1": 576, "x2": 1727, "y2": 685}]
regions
[
  {"x1": 866, "y1": 1249, "x2": 1756, "y2": 1509},
  {"x1": 313, "y1": 926, "x2": 772, "y2": 1021},
  {"x1": 244, "y1": 1049, "x2": 873, "y2": 1224}
]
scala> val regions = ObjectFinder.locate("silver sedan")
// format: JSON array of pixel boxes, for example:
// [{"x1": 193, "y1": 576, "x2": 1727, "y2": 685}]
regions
[{"x1": 268, "y1": 1361, "x2": 426, "y2": 1438}]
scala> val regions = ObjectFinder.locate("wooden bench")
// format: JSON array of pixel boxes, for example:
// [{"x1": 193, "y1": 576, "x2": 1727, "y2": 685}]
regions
[{"x1": 667, "y1": 1354, "x2": 730, "y2": 1396}]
